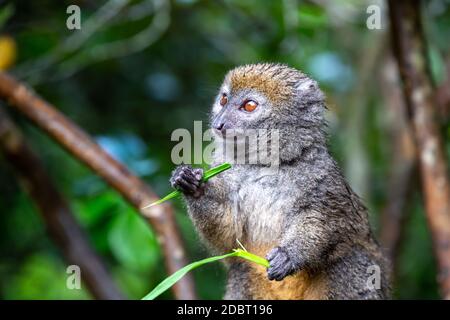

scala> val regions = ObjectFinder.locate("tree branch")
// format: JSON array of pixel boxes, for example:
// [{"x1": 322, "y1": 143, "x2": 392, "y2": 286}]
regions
[
  {"x1": 435, "y1": 55, "x2": 450, "y2": 120},
  {"x1": 379, "y1": 56, "x2": 416, "y2": 280},
  {"x1": 0, "y1": 106, "x2": 123, "y2": 300},
  {"x1": 0, "y1": 72, "x2": 196, "y2": 300},
  {"x1": 388, "y1": 0, "x2": 450, "y2": 299}
]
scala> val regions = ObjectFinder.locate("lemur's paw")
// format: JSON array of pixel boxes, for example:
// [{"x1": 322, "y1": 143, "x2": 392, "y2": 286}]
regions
[
  {"x1": 170, "y1": 165, "x2": 204, "y2": 197},
  {"x1": 266, "y1": 247, "x2": 296, "y2": 281}
]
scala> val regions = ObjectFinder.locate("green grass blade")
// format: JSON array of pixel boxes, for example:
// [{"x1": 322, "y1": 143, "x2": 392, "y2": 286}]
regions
[
  {"x1": 141, "y1": 190, "x2": 180, "y2": 209},
  {"x1": 233, "y1": 249, "x2": 269, "y2": 268},
  {"x1": 142, "y1": 251, "x2": 238, "y2": 300},
  {"x1": 141, "y1": 163, "x2": 231, "y2": 209},
  {"x1": 141, "y1": 247, "x2": 269, "y2": 300},
  {"x1": 203, "y1": 162, "x2": 232, "y2": 181}
]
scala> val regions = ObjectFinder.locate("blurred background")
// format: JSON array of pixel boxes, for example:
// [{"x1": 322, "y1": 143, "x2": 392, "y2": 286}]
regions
[{"x1": 0, "y1": 0, "x2": 449, "y2": 299}]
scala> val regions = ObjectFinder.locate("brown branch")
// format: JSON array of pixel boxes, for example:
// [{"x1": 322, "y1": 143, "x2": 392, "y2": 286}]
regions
[
  {"x1": 436, "y1": 55, "x2": 450, "y2": 120},
  {"x1": 0, "y1": 106, "x2": 123, "y2": 300},
  {"x1": 388, "y1": 0, "x2": 450, "y2": 299},
  {"x1": 379, "y1": 56, "x2": 417, "y2": 279},
  {"x1": 0, "y1": 72, "x2": 196, "y2": 300}
]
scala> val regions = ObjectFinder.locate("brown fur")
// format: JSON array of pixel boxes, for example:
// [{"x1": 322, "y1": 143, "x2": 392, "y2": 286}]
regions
[
  {"x1": 226, "y1": 63, "x2": 306, "y2": 104},
  {"x1": 244, "y1": 244, "x2": 328, "y2": 300}
]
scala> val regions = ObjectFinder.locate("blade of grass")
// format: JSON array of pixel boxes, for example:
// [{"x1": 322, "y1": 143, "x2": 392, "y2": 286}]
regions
[
  {"x1": 141, "y1": 248, "x2": 268, "y2": 300},
  {"x1": 142, "y1": 190, "x2": 180, "y2": 208},
  {"x1": 203, "y1": 162, "x2": 232, "y2": 180},
  {"x1": 233, "y1": 249, "x2": 270, "y2": 268},
  {"x1": 141, "y1": 162, "x2": 231, "y2": 209},
  {"x1": 142, "y1": 251, "x2": 237, "y2": 300}
]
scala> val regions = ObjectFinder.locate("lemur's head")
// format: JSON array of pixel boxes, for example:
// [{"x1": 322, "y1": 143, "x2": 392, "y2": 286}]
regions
[{"x1": 211, "y1": 63, "x2": 326, "y2": 136}]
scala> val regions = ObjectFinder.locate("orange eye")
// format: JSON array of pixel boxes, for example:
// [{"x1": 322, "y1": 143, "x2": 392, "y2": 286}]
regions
[
  {"x1": 242, "y1": 100, "x2": 258, "y2": 112},
  {"x1": 220, "y1": 94, "x2": 228, "y2": 106}
]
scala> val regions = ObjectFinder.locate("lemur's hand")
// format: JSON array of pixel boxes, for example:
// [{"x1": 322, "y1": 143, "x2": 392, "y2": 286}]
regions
[
  {"x1": 170, "y1": 165, "x2": 204, "y2": 198},
  {"x1": 266, "y1": 247, "x2": 296, "y2": 281}
]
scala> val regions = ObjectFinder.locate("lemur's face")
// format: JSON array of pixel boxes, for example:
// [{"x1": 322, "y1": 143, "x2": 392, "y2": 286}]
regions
[
  {"x1": 211, "y1": 86, "x2": 272, "y2": 136},
  {"x1": 210, "y1": 63, "x2": 323, "y2": 137}
]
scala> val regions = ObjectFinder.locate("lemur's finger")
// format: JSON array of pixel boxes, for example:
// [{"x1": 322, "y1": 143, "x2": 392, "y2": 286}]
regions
[
  {"x1": 268, "y1": 264, "x2": 288, "y2": 281},
  {"x1": 267, "y1": 246, "x2": 295, "y2": 281},
  {"x1": 266, "y1": 248, "x2": 279, "y2": 261},
  {"x1": 170, "y1": 166, "x2": 189, "y2": 186},
  {"x1": 192, "y1": 168, "x2": 204, "y2": 181},
  {"x1": 273, "y1": 273, "x2": 286, "y2": 281},
  {"x1": 170, "y1": 177, "x2": 178, "y2": 189},
  {"x1": 176, "y1": 177, "x2": 198, "y2": 193},
  {"x1": 268, "y1": 267, "x2": 282, "y2": 281},
  {"x1": 181, "y1": 168, "x2": 201, "y2": 186}
]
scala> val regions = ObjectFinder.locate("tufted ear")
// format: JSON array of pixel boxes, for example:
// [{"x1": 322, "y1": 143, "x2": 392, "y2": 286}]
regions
[
  {"x1": 294, "y1": 77, "x2": 324, "y2": 105},
  {"x1": 296, "y1": 77, "x2": 318, "y2": 93}
]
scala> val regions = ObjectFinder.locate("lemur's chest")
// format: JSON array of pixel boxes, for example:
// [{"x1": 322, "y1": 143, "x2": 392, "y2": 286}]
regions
[{"x1": 227, "y1": 170, "x2": 297, "y2": 246}]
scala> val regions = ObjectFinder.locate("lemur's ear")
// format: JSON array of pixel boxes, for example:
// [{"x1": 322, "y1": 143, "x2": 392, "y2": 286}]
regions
[
  {"x1": 296, "y1": 78, "x2": 318, "y2": 93},
  {"x1": 295, "y1": 78, "x2": 325, "y2": 103}
]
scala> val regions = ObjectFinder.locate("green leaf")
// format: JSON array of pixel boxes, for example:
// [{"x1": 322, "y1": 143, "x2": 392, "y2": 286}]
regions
[
  {"x1": 4, "y1": 254, "x2": 89, "y2": 299},
  {"x1": 108, "y1": 209, "x2": 159, "y2": 271},
  {"x1": 142, "y1": 251, "x2": 237, "y2": 300},
  {"x1": 233, "y1": 249, "x2": 270, "y2": 268},
  {"x1": 0, "y1": 4, "x2": 14, "y2": 29},
  {"x1": 141, "y1": 162, "x2": 231, "y2": 209},
  {"x1": 143, "y1": 190, "x2": 181, "y2": 208},
  {"x1": 298, "y1": 4, "x2": 328, "y2": 29},
  {"x1": 141, "y1": 248, "x2": 268, "y2": 300},
  {"x1": 203, "y1": 162, "x2": 232, "y2": 180}
]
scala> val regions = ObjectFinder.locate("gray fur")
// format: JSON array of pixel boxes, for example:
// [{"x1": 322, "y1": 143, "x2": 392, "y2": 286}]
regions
[{"x1": 170, "y1": 63, "x2": 391, "y2": 300}]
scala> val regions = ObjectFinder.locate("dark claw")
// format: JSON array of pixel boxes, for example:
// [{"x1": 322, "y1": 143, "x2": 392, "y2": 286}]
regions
[
  {"x1": 266, "y1": 247, "x2": 296, "y2": 281},
  {"x1": 170, "y1": 165, "x2": 204, "y2": 197},
  {"x1": 177, "y1": 177, "x2": 197, "y2": 193}
]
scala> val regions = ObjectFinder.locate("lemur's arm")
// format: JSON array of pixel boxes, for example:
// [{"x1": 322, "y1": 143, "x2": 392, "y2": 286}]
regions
[
  {"x1": 170, "y1": 165, "x2": 235, "y2": 252},
  {"x1": 267, "y1": 210, "x2": 341, "y2": 281}
]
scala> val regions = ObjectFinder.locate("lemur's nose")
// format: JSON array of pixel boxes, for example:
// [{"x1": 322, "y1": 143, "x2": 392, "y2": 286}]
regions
[
  {"x1": 212, "y1": 106, "x2": 227, "y2": 132},
  {"x1": 214, "y1": 122, "x2": 224, "y2": 131}
]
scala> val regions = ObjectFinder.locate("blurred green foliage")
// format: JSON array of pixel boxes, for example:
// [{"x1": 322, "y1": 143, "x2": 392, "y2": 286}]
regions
[{"x1": 0, "y1": 0, "x2": 449, "y2": 299}]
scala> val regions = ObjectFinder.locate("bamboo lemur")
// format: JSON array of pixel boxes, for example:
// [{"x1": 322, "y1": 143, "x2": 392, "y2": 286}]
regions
[{"x1": 170, "y1": 63, "x2": 390, "y2": 299}]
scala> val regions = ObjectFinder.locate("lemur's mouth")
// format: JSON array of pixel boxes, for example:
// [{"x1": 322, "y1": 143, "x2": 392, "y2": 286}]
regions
[
  {"x1": 213, "y1": 128, "x2": 226, "y2": 136},
  {"x1": 212, "y1": 125, "x2": 228, "y2": 138},
  {"x1": 215, "y1": 122, "x2": 225, "y2": 131}
]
